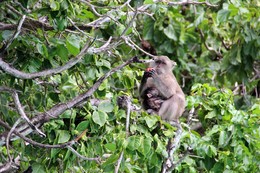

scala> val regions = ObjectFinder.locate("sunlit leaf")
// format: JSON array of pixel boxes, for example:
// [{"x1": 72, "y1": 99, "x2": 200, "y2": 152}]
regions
[
  {"x1": 217, "y1": 9, "x2": 230, "y2": 23},
  {"x1": 57, "y1": 130, "x2": 71, "y2": 143},
  {"x1": 127, "y1": 136, "x2": 141, "y2": 151},
  {"x1": 145, "y1": 116, "x2": 158, "y2": 128},
  {"x1": 92, "y1": 111, "x2": 107, "y2": 127},
  {"x1": 163, "y1": 25, "x2": 177, "y2": 41},
  {"x1": 98, "y1": 101, "x2": 114, "y2": 113},
  {"x1": 66, "y1": 35, "x2": 80, "y2": 56},
  {"x1": 32, "y1": 163, "x2": 45, "y2": 173}
]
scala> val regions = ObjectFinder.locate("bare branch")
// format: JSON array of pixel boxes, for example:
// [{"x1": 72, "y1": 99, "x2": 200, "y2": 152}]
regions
[
  {"x1": 4, "y1": 15, "x2": 26, "y2": 52},
  {"x1": 0, "y1": 119, "x2": 100, "y2": 163},
  {"x1": 0, "y1": 38, "x2": 95, "y2": 79},
  {"x1": 114, "y1": 152, "x2": 124, "y2": 173},
  {"x1": 122, "y1": 36, "x2": 156, "y2": 58},
  {"x1": 0, "y1": 56, "x2": 139, "y2": 144},
  {"x1": 155, "y1": 0, "x2": 218, "y2": 7},
  {"x1": 12, "y1": 92, "x2": 45, "y2": 136},
  {"x1": 88, "y1": 37, "x2": 112, "y2": 54},
  {"x1": 0, "y1": 87, "x2": 45, "y2": 136},
  {"x1": 119, "y1": 8, "x2": 138, "y2": 38},
  {"x1": 6, "y1": 118, "x2": 22, "y2": 162},
  {"x1": 198, "y1": 29, "x2": 223, "y2": 58},
  {"x1": 115, "y1": 96, "x2": 131, "y2": 173},
  {"x1": 67, "y1": 146, "x2": 101, "y2": 163},
  {"x1": 161, "y1": 122, "x2": 183, "y2": 173}
]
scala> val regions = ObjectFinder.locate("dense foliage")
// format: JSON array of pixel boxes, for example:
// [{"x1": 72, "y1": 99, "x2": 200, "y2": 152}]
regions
[{"x1": 0, "y1": 0, "x2": 259, "y2": 172}]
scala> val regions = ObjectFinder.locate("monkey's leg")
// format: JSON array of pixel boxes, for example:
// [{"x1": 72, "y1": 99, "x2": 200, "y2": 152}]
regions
[{"x1": 158, "y1": 95, "x2": 185, "y2": 122}]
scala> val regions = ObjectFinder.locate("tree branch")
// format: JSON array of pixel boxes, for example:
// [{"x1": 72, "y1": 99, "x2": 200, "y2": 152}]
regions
[
  {"x1": 0, "y1": 56, "x2": 139, "y2": 144},
  {"x1": 155, "y1": 0, "x2": 218, "y2": 7},
  {"x1": 161, "y1": 122, "x2": 183, "y2": 173},
  {"x1": 198, "y1": 29, "x2": 223, "y2": 58},
  {"x1": 115, "y1": 96, "x2": 131, "y2": 173},
  {"x1": 0, "y1": 87, "x2": 45, "y2": 136},
  {"x1": 0, "y1": 38, "x2": 96, "y2": 79}
]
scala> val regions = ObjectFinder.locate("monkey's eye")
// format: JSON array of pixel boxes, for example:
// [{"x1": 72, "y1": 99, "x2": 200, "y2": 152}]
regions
[
  {"x1": 155, "y1": 60, "x2": 166, "y2": 65},
  {"x1": 155, "y1": 60, "x2": 162, "y2": 64}
]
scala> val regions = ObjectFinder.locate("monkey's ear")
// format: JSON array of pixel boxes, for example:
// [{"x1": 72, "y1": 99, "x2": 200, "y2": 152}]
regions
[{"x1": 171, "y1": 61, "x2": 177, "y2": 67}]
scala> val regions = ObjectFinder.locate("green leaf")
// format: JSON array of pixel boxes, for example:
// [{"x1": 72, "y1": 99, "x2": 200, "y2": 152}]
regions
[
  {"x1": 2, "y1": 30, "x2": 13, "y2": 40},
  {"x1": 217, "y1": 9, "x2": 230, "y2": 23},
  {"x1": 32, "y1": 163, "x2": 45, "y2": 173},
  {"x1": 163, "y1": 25, "x2": 177, "y2": 41},
  {"x1": 218, "y1": 130, "x2": 227, "y2": 147},
  {"x1": 76, "y1": 121, "x2": 89, "y2": 131},
  {"x1": 154, "y1": 134, "x2": 167, "y2": 157},
  {"x1": 98, "y1": 101, "x2": 114, "y2": 113},
  {"x1": 57, "y1": 130, "x2": 71, "y2": 143},
  {"x1": 36, "y1": 43, "x2": 48, "y2": 57},
  {"x1": 195, "y1": 12, "x2": 204, "y2": 27},
  {"x1": 50, "y1": 0, "x2": 60, "y2": 10},
  {"x1": 82, "y1": 10, "x2": 94, "y2": 19},
  {"x1": 143, "y1": 18, "x2": 154, "y2": 40},
  {"x1": 228, "y1": 4, "x2": 239, "y2": 16},
  {"x1": 144, "y1": 0, "x2": 153, "y2": 4},
  {"x1": 205, "y1": 110, "x2": 217, "y2": 119},
  {"x1": 127, "y1": 136, "x2": 141, "y2": 151},
  {"x1": 143, "y1": 137, "x2": 152, "y2": 156},
  {"x1": 92, "y1": 110, "x2": 107, "y2": 127},
  {"x1": 105, "y1": 143, "x2": 116, "y2": 152},
  {"x1": 56, "y1": 44, "x2": 68, "y2": 63},
  {"x1": 102, "y1": 154, "x2": 119, "y2": 168},
  {"x1": 145, "y1": 116, "x2": 158, "y2": 128},
  {"x1": 85, "y1": 67, "x2": 97, "y2": 80},
  {"x1": 66, "y1": 35, "x2": 80, "y2": 56}
]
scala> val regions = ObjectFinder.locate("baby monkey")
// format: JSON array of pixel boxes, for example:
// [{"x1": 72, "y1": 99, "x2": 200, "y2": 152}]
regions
[{"x1": 139, "y1": 56, "x2": 185, "y2": 122}]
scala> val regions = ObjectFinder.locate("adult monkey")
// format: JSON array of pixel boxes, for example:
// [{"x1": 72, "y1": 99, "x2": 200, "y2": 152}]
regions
[{"x1": 139, "y1": 56, "x2": 185, "y2": 122}]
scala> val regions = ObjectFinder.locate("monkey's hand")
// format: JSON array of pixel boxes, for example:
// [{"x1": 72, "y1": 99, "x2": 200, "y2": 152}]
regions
[{"x1": 145, "y1": 67, "x2": 157, "y2": 78}]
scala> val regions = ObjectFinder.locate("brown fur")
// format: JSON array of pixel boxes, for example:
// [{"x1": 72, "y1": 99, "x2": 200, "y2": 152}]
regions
[{"x1": 139, "y1": 56, "x2": 186, "y2": 122}]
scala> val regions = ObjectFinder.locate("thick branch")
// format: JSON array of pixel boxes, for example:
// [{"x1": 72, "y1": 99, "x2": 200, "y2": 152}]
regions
[
  {"x1": 0, "y1": 56, "x2": 139, "y2": 143},
  {"x1": 161, "y1": 122, "x2": 183, "y2": 173},
  {"x1": 0, "y1": 119, "x2": 100, "y2": 164},
  {"x1": 0, "y1": 87, "x2": 45, "y2": 136},
  {"x1": 0, "y1": 39, "x2": 95, "y2": 79}
]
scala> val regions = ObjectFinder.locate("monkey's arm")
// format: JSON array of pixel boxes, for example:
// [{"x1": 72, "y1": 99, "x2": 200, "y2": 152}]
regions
[
  {"x1": 154, "y1": 75, "x2": 176, "y2": 98},
  {"x1": 147, "y1": 69, "x2": 176, "y2": 98},
  {"x1": 139, "y1": 72, "x2": 151, "y2": 98}
]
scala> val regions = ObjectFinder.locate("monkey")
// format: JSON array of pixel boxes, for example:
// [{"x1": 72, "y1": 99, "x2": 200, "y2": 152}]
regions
[
  {"x1": 140, "y1": 68, "x2": 165, "y2": 113},
  {"x1": 139, "y1": 56, "x2": 186, "y2": 122}
]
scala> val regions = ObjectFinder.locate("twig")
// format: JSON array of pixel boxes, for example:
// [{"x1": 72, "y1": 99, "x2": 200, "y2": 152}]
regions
[
  {"x1": 167, "y1": 151, "x2": 189, "y2": 172},
  {"x1": 198, "y1": 29, "x2": 223, "y2": 58},
  {"x1": 6, "y1": 118, "x2": 22, "y2": 161},
  {"x1": 119, "y1": 8, "x2": 138, "y2": 38},
  {"x1": 0, "y1": 119, "x2": 100, "y2": 163},
  {"x1": 88, "y1": 36, "x2": 112, "y2": 54},
  {"x1": 115, "y1": 96, "x2": 131, "y2": 173},
  {"x1": 0, "y1": 56, "x2": 139, "y2": 144},
  {"x1": 187, "y1": 107, "x2": 195, "y2": 126},
  {"x1": 3, "y1": 15, "x2": 26, "y2": 52},
  {"x1": 0, "y1": 87, "x2": 45, "y2": 136},
  {"x1": 67, "y1": 146, "x2": 101, "y2": 163},
  {"x1": 123, "y1": 37, "x2": 156, "y2": 58},
  {"x1": 0, "y1": 38, "x2": 96, "y2": 79},
  {"x1": 155, "y1": 0, "x2": 218, "y2": 7},
  {"x1": 12, "y1": 92, "x2": 45, "y2": 136},
  {"x1": 114, "y1": 152, "x2": 124, "y2": 173},
  {"x1": 67, "y1": 17, "x2": 88, "y2": 35}
]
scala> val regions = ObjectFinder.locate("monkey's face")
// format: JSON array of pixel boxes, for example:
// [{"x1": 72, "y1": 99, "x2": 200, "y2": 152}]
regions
[{"x1": 149, "y1": 56, "x2": 176, "y2": 74}]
